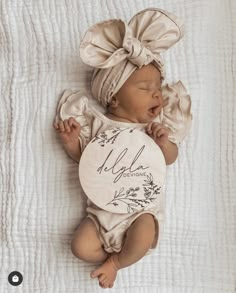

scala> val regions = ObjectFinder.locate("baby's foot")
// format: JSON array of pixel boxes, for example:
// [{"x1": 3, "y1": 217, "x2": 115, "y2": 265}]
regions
[{"x1": 90, "y1": 254, "x2": 120, "y2": 288}]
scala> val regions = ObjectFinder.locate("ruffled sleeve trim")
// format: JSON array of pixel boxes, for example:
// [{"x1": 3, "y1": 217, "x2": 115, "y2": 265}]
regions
[
  {"x1": 161, "y1": 81, "x2": 192, "y2": 145},
  {"x1": 54, "y1": 90, "x2": 93, "y2": 151}
]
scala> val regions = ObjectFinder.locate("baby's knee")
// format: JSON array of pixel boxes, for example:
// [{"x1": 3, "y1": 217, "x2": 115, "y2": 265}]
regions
[
  {"x1": 138, "y1": 213, "x2": 156, "y2": 230},
  {"x1": 144, "y1": 214, "x2": 159, "y2": 248},
  {"x1": 71, "y1": 235, "x2": 89, "y2": 260},
  {"x1": 135, "y1": 214, "x2": 157, "y2": 241}
]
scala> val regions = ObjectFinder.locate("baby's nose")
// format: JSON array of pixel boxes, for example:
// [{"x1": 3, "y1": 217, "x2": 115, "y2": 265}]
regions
[{"x1": 153, "y1": 89, "x2": 161, "y2": 99}]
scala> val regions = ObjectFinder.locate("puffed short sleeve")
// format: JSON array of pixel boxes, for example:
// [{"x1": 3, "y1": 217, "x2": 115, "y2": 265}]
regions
[
  {"x1": 55, "y1": 90, "x2": 93, "y2": 151},
  {"x1": 161, "y1": 81, "x2": 192, "y2": 145}
]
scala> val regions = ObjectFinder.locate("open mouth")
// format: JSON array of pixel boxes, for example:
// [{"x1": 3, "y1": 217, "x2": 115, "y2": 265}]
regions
[{"x1": 148, "y1": 105, "x2": 160, "y2": 115}]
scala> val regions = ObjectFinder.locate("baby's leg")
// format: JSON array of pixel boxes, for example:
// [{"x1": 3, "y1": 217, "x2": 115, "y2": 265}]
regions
[
  {"x1": 71, "y1": 218, "x2": 108, "y2": 263},
  {"x1": 91, "y1": 213, "x2": 157, "y2": 288}
]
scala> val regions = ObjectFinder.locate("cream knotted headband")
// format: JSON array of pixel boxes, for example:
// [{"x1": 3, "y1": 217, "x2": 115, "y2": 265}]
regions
[{"x1": 79, "y1": 8, "x2": 184, "y2": 107}]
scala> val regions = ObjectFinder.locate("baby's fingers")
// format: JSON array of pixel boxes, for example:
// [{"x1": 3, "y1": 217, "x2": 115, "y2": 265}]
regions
[
  {"x1": 156, "y1": 128, "x2": 168, "y2": 138},
  {"x1": 58, "y1": 120, "x2": 65, "y2": 132},
  {"x1": 53, "y1": 122, "x2": 59, "y2": 130},
  {"x1": 68, "y1": 117, "x2": 77, "y2": 127},
  {"x1": 64, "y1": 120, "x2": 71, "y2": 132},
  {"x1": 146, "y1": 122, "x2": 154, "y2": 134},
  {"x1": 68, "y1": 117, "x2": 81, "y2": 130},
  {"x1": 151, "y1": 123, "x2": 162, "y2": 137}
]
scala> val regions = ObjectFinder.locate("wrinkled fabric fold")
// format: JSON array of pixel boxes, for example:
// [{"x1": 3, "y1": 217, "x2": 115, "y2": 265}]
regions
[
  {"x1": 160, "y1": 81, "x2": 192, "y2": 144},
  {"x1": 55, "y1": 91, "x2": 93, "y2": 150}
]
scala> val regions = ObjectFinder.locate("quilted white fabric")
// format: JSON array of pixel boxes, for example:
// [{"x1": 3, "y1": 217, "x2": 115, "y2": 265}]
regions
[{"x1": 0, "y1": 0, "x2": 235, "y2": 292}]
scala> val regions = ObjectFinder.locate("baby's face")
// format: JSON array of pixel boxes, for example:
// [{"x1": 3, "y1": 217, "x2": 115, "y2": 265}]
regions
[{"x1": 113, "y1": 64, "x2": 163, "y2": 123}]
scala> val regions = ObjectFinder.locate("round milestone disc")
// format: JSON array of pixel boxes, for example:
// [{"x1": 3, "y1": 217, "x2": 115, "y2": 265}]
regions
[{"x1": 79, "y1": 127, "x2": 166, "y2": 214}]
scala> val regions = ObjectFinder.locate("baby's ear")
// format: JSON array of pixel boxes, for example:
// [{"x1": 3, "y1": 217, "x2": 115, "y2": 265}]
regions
[{"x1": 109, "y1": 96, "x2": 119, "y2": 108}]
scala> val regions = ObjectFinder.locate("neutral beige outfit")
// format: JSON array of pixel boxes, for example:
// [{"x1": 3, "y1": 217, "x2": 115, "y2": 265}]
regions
[
  {"x1": 55, "y1": 7, "x2": 192, "y2": 253},
  {"x1": 55, "y1": 81, "x2": 192, "y2": 253}
]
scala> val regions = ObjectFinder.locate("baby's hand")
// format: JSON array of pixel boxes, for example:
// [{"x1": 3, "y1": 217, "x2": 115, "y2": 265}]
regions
[
  {"x1": 53, "y1": 117, "x2": 81, "y2": 145},
  {"x1": 146, "y1": 122, "x2": 170, "y2": 147}
]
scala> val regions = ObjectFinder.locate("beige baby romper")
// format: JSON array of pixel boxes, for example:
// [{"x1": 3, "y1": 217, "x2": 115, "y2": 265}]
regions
[{"x1": 55, "y1": 81, "x2": 192, "y2": 253}]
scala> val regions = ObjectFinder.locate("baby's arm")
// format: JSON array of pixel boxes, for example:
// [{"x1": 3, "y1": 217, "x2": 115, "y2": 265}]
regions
[
  {"x1": 146, "y1": 122, "x2": 178, "y2": 165},
  {"x1": 53, "y1": 117, "x2": 82, "y2": 163}
]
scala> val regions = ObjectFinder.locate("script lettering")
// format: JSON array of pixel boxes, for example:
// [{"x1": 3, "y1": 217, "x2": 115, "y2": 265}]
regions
[{"x1": 97, "y1": 145, "x2": 149, "y2": 183}]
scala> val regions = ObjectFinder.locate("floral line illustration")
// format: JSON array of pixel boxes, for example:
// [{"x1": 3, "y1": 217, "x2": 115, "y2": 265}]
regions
[
  {"x1": 106, "y1": 173, "x2": 161, "y2": 213},
  {"x1": 91, "y1": 128, "x2": 134, "y2": 147}
]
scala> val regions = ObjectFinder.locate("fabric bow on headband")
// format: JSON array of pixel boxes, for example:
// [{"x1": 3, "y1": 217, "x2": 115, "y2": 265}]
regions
[{"x1": 79, "y1": 8, "x2": 184, "y2": 107}]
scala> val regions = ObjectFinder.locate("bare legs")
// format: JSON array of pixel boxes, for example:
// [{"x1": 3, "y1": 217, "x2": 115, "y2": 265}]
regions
[
  {"x1": 71, "y1": 218, "x2": 108, "y2": 263},
  {"x1": 71, "y1": 214, "x2": 158, "y2": 288}
]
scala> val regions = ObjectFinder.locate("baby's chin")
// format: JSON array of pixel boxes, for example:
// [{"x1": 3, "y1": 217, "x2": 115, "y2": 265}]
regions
[
  {"x1": 138, "y1": 110, "x2": 160, "y2": 123},
  {"x1": 136, "y1": 117, "x2": 156, "y2": 124}
]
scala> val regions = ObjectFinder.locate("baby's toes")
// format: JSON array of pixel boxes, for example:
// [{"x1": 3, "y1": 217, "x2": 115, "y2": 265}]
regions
[
  {"x1": 109, "y1": 283, "x2": 114, "y2": 288},
  {"x1": 100, "y1": 276, "x2": 114, "y2": 289},
  {"x1": 99, "y1": 282, "x2": 106, "y2": 289},
  {"x1": 99, "y1": 281, "x2": 110, "y2": 289},
  {"x1": 98, "y1": 274, "x2": 107, "y2": 283}
]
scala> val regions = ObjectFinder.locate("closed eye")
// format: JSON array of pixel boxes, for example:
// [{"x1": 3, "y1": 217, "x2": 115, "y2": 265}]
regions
[
  {"x1": 139, "y1": 87, "x2": 161, "y2": 91},
  {"x1": 138, "y1": 87, "x2": 150, "y2": 91}
]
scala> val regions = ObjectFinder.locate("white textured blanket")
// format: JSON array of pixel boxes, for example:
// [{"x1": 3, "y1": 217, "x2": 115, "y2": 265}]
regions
[{"x1": 0, "y1": 0, "x2": 235, "y2": 292}]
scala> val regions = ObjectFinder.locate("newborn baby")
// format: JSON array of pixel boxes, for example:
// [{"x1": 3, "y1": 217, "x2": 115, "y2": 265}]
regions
[{"x1": 54, "y1": 8, "x2": 192, "y2": 289}]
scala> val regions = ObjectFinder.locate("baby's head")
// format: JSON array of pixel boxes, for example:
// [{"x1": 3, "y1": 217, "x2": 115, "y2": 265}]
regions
[
  {"x1": 79, "y1": 8, "x2": 184, "y2": 121},
  {"x1": 107, "y1": 63, "x2": 163, "y2": 123}
]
